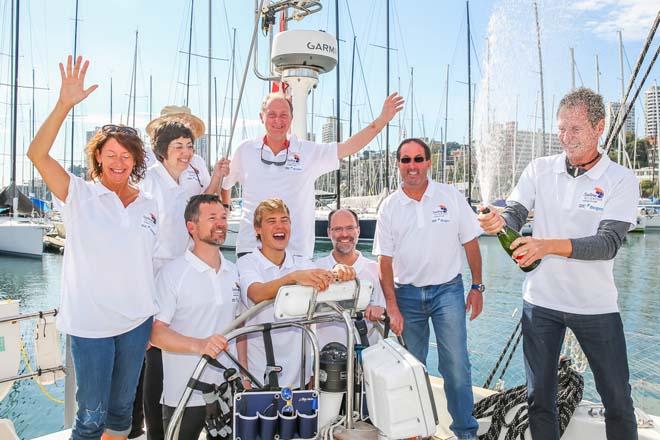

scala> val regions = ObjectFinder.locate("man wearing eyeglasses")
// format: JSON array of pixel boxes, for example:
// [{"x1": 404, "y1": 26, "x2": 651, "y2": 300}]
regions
[
  {"x1": 314, "y1": 208, "x2": 387, "y2": 349},
  {"x1": 221, "y1": 91, "x2": 404, "y2": 258},
  {"x1": 373, "y1": 138, "x2": 484, "y2": 440}
]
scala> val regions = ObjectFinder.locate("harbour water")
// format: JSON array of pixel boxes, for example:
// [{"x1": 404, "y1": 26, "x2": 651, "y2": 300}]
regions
[{"x1": 1, "y1": 234, "x2": 659, "y2": 439}]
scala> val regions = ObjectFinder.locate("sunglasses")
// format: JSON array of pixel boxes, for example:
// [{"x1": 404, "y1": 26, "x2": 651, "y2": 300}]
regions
[
  {"x1": 101, "y1": 124, "x2": 138, "y2": 136},
  {"x1": 399, "y1": 155, "x2": 426, "y2": 164},
  {"x1": 260, "y1": 143, "x2": 289, "y2": 166}
]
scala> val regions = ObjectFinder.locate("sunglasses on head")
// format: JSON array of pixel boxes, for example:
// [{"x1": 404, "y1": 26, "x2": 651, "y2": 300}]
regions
[
  {"x1": 101, "y1": 124, "x2": 138, "y2": 136},
  {"x1": 399, "y1": 155, "x2": 426, "y2": 164}
]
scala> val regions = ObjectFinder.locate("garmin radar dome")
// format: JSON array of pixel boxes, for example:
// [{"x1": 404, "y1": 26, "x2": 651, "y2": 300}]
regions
[
  {"x1": 271, "y1": 29, "x2": 337, "y2": 73},
  {"x1": 270, "y1": 29, "x2": 338, "y2": 140}
]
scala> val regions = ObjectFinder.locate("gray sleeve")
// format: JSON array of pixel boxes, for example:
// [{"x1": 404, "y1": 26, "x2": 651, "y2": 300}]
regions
[
  {"x1": 569, "y1": 219, "x2": 631, "y2": 260},
  {"x1": 501, "y1": 201, "x2": 529, "y2": 233}
]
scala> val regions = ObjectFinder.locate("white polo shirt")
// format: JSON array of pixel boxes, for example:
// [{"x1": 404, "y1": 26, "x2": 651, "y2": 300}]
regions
[
  {"x1": 373, "y1": 181, "x2": 482, "y2": 287},
  {"x1": 222, "y1": 135, "x2": 339, "y2": 257},
  {"x1": 155, "y1": 250, "x2": 241, "y2": 407},
  {"x1": 237, "y1": 251, "x2": 314, "y2": 388},
  {"x1": 140, "y1": 161, "x2": 211, "y2": 272},
  {"x1": 508, "y1": 153, "x2": 639, "y2": 314},
  {"x1": 56, "y1": 173, "x2": 158, "y2": 338},
  {"x1": 315, "y1": 252, "x2": 386, "y2": 348}
]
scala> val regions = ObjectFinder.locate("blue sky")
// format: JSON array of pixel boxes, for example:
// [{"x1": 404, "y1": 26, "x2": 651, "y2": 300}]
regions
[{"x1": 0, "y1": 0, "x2": 658, "y2": 187}]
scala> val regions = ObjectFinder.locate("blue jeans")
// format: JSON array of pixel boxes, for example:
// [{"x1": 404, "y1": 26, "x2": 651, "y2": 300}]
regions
[
  {"x1": 396, "y1": 274, "x2": 478, "y2": 440},
  {"x1": 522, "y1": 302, "x2": 637, "y2": 440},
  {"x1": 70, "y1": 318, "x2": 153, "y2": 440}
]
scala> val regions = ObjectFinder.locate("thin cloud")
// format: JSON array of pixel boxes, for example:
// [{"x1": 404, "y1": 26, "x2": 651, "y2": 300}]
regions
[{"x1": 571, "y1": 0, "x2": 657, "y2": 41}]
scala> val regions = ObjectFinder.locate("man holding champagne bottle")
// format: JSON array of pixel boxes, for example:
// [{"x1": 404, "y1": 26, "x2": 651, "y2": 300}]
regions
[{"x1": 478, "y1": 88, "x2": 638, "y2": 440}]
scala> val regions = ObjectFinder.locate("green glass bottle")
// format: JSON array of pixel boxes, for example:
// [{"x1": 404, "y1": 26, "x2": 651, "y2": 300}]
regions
[{"x1": 482, "y1": 207, "x2": 540, "y2": 272}]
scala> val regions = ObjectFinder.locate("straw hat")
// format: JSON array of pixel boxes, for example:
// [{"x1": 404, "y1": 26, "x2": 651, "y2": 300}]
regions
[{"x1": 146, "y1": 105, "x2": 206, "y2": 140}]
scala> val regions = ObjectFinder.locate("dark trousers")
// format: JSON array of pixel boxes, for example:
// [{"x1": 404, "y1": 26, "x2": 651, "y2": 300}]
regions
[
  {"x1": 129, "y1": 347, "x2": 164, "y2": 439},
  {"x1": 162, "y1": 404, "x2": 209, "y2": 440},
  {"x1": 145, "y1": 347, "x2": 165, "y2": 440},
  {"x1": 522, "y1": 301, "x2": 638, "y2": 440},
  {"x1": 128, "y1": 359, "x2": 146, "y2": 438}
]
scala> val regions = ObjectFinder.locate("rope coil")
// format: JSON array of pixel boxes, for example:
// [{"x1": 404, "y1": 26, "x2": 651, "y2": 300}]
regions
[{"x1": 473, "y1": 358, "x2": 584, "y2": 440}]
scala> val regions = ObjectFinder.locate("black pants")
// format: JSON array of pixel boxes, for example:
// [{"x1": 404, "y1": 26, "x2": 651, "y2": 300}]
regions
[
  {"x1": 145, "y1": 347, "x2": 165, "y2": 440},
  {"x1": 162, "y1": 404, "x2": 209, "y2": 440},
  {"x1": 129, "y1": 347, "x2": 165, "y2": 439},
  {"x1": 128, "y1": 359, "x2": 146, "y2": 438}
]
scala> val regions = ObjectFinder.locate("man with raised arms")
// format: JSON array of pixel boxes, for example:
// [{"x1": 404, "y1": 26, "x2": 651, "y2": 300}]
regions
[{"x1": 222, "y1": 92, "x2": 404, "y2": 258}]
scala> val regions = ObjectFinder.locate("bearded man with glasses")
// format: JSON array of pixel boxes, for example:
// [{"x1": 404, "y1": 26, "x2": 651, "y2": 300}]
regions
[
  {"x1": 314, "y1": 208, "x2": 388, "y2": 349},
  {"x1": 373, "y1": 138, "x2": 485, "y2": 440},
  {"x1": 221, "y1": 91, "x2": 404, "y2": 259}
]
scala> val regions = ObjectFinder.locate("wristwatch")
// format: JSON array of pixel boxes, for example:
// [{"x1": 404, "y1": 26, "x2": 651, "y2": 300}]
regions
[{"x1": 471, "y1": 283, "x2": 486, "y2": 293}]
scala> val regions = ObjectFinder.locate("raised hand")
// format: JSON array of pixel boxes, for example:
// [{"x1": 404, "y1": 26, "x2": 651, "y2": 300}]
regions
[
  {"x1": 58, "y1": 55, "x2": 98, "y2": 109},
  {"x1": 378, "y1": 92, "x2": 405, "y2": 124}
]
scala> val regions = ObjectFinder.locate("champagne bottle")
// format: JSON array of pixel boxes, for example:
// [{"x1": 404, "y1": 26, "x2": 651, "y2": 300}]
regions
[{"x1": 481, "y1": 207, "x2": 540, "y2": 272}]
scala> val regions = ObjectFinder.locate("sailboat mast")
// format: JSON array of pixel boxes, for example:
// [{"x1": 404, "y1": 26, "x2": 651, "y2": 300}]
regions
[
  {"x1": 385, "y1": 0, "x2": 390, "y2": 192},
  {"x1": 206, "y1": 0, "x2": 212, "y2": 165},
  {"x1": 595, "y1": 53, "x2": 601, "y2": 93},
  {"x1": 410, "y1": 67, "x2": 414, "y2": 138},
  {"x1": 110, "y1": 77, "x2": 113, "y2": 123},
  {"x1": 230, "y1": 28, "x2": 236, "y2": 140},
  {"x1": 70, "y1": 0, "x2": 79, "y2": 174},
  {"x1": 149, "y1": 75, "x2": 153, "y2": 121},
  {"x1": 443, "y1": 64, "x2": 449, "y2": 183},
  {"x1": 466, "y1": 0, "x2": 472, "y2": 202},
  {"x1": 534, "y1": 2, "x2": 546, "y2": 156},
  {"x1": 185, "y1": 0, "x2": 194, "y2": 107},
  {"x1": 335, "y1": 0, "x2": 341, "y2": 208},
  {"x1": 31, "y1": 68, "x2": 35, "y2": 194},
  {"x1": 10, "y1": 0, "x2": 19, "y2": 187},
  {"x1": 132, "y1": 31, "x2": 138, "y2": 128},
  {"x1": 617, "y1": 30, "x2": 625, "y2": 164},
  {"x1": 348, "y1": 35, "x2": 356, "y2": 197}
]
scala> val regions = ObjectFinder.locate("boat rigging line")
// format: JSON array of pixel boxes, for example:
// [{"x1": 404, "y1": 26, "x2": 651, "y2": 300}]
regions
[{"x1": 604, "y1": 10, "x2": 659, "y2": 154}]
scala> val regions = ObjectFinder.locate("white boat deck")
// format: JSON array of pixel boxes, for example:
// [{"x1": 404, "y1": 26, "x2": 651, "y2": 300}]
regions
[{"x1": 27, "y1": 376, "x2": 660, "y2": 439}]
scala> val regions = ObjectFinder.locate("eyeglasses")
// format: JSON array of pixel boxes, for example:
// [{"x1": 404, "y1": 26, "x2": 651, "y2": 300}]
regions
[
  {"x1": 260, "y1": 143, "x2": 289, "y2": 166},
  {"x1": 330, "y1": 225, "x2": 358, "y2": 233},
  {"x1": 399, "y1": 155, "x2": 426, "y2": 164},
  {"x1": 101, "y1": 124, "x2": 138, "y2": 136}
]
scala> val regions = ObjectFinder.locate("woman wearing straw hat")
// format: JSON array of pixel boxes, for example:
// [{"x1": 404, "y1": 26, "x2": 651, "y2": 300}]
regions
[
  {"x1": 142, "y1": 105, "x2": 230, "y2": 273},
  {"x1": 129, "y1": 106, "x2": 229, "y2": 440},
  {"x1": 28, "y1": 55, "x2": 156, "y2": 440}
]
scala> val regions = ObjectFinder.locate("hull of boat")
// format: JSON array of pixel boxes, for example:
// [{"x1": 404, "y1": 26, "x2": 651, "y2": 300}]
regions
[{"x1": 0, "y1": 219, "x2": 44, "y2": 258}]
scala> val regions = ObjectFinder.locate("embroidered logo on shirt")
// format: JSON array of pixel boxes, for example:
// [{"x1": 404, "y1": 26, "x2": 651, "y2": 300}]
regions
[
  {"x1": 141, "y1": 213, "x2": 158, "y2": 235},
  {"x1": 284, "y1": 153, "x2": 304, "y2": 172},
  {"x1": 594, "y1": 187, "x2": 604, "y2": 199},
  {"x1": 431, "y1": 203, "x2": 451, "y2": 223},
  {"x1": 577, "y1": 187, "x2": 606, "y2": 212}
]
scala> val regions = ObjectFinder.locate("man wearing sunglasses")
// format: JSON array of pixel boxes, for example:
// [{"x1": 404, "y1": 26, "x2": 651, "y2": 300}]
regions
[
  {"x1": 221, "y1": 91, "x2": 404, "y2": 259},
  {"x1": 373, "y1": 138, "x2": 484, "y2": 440}
]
